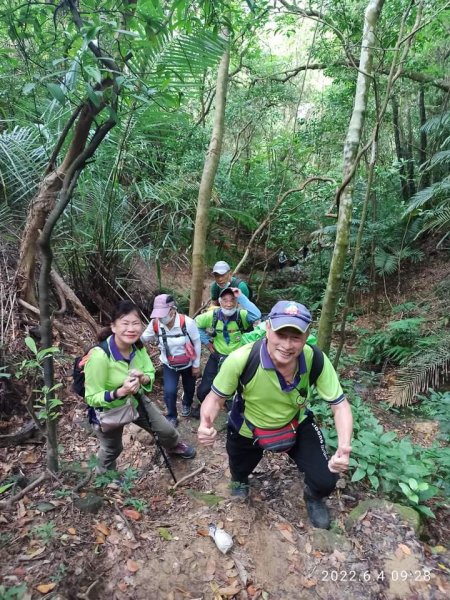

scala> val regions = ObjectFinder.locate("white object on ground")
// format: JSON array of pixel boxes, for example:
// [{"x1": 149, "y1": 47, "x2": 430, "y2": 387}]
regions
[{"x1": 209, "y1": 523, "x2": 233, "y2": 554}]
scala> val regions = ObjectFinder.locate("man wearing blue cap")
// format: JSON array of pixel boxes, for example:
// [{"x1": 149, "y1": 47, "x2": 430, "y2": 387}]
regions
[
  {"x1": 197, "y1": 300, "x2": 353, "y2": 529},
  {"x1": 210, "y1": 261, "x2": 251, "y2": 306}
]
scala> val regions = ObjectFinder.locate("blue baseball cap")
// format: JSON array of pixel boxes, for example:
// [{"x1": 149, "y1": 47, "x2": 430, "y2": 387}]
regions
[{"x1": 269, "y1": 301, "x2": 312, "y2": 333}]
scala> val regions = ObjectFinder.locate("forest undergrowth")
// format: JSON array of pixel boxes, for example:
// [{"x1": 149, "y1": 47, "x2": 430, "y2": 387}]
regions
[{"x1": 0, "y1": 244, "x2": 449, "y2": 600}]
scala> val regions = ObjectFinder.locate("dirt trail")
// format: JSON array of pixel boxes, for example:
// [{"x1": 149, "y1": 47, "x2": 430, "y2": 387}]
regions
[{"x1": 1, "y1": 391, "x2": 449, "y2": 600}]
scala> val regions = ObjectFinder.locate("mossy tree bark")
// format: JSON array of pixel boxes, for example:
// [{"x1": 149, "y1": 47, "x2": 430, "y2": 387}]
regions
[
  {"x1": 317, "y1": 0, "x2": 386, "y2": 354},
  {"x1": 189, "y1": 39, "x2": 230, "y2": 315}
]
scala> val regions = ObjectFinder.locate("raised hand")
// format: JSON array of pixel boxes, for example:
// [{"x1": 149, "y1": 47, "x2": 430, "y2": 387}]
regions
[
  {"x1": 328, "y1": 445, "x2": 352, "y2": 473},
  {"x1": 197, "y1": 414, "x2": 217, "y2": 446}
]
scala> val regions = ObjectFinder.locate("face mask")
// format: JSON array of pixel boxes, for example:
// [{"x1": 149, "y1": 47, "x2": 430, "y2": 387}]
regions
[
  {"x1": 159, "y1": 314, "x2": 172, "y2": 325},
  {"x1": 221, "y1": 307, "x2": 237, "y2": 317}
]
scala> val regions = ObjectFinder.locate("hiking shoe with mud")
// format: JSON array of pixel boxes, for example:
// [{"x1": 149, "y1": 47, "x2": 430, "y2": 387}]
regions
[
  {"x1": 169, "y1": 441, "x2": 196, "y2": 459},
  {"x1": 230, "y1": 481, "x2": 250, "y2": 500},
  {"x1": 304, "y1": 488, "x2": 330, "y2": 529}
]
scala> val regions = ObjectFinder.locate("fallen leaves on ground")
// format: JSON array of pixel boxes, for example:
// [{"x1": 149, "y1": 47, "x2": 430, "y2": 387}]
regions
[
  {"x1": 36, "y1": 582, "x2": 56, "y2": 594},
  {"x1": 94, "y1": 522, "x2": 110, "y2": 536},
  {"x1": 275, "y1": 522, "x2": 296, "y2": 544},
  {"x1": 123, "y1": 508, "x2": 141, "y2": 521},
  {"x1": 126, "y1": 559, "x2": 140, "y2": 573}
]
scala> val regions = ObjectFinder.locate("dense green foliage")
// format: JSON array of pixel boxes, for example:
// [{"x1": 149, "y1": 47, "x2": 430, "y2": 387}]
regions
[
  {"x1": 315, "y1": 388, "x2": 450, "y2": 518},
  {"x1": 0, "y1": 0, "x2": 447, "y2": 315}
]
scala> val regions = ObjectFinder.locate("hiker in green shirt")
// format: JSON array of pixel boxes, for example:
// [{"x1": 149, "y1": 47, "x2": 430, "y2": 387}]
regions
[
  {"x1": 210, "y1": 261, "x2": 251, "y2": 306},
  {"x1": 192, "y1": 287, "x2": 261, "y2": 417},
  {"x1": 197, "y1": 300, "x2": 353, "y2": 529}
]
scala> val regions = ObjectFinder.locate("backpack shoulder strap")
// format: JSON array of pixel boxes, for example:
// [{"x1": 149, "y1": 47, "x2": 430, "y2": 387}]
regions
[
  {"x1": 179, "y1": 314, "x2": 193, "y2": 344},
  {"x1": 239, "y1": 338, "x2": 264, "y2": 388},
  {"x1": 211, "y1": 309, "x2": 220, "y2": 334},
  {"x1": 237, "y1": 309, "x2": 253, "y2": 333},
  {"x1": 307, "y1": 344, "x2": 324, "y2": 386},
  {"x1": 152, "y1": 319, "x2": 159, "y2": 335},
  {"x1": 96, "y1": 339, "x2": 111, "y2": 358}
]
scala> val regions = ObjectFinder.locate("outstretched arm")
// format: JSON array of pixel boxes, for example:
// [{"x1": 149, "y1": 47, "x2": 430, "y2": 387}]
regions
[
  {"x1": 328, "y1": 399, "x2": 353, "y2": 473},
  {"x1": 198, "y1": 390, "x2": 226, "y2": 445}
]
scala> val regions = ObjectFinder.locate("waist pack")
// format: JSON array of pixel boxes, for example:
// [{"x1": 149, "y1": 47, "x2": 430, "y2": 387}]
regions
[
  {"x1": 246, "y1": 415, "x2": 299, "y2": 452},
  {"x1": 167, "y1": 353, "x2": 191, "y2": 368},
  {"x1": 95, "y1": 398, "x2": 139, "y2": 433}
]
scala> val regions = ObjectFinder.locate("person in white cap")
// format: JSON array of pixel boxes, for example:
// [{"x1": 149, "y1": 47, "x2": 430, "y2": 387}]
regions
[
  {"x1": 197, "y1": 300, "x2": 353, "y2": 530},
  {"x1": 210, "y1": 261, "x2": 251, "y2": 306}
]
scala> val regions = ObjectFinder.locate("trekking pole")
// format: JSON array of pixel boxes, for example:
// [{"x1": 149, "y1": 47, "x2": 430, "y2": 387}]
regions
[{"x1": 135, "y1": 394, "x2": 177, "y2": 484}]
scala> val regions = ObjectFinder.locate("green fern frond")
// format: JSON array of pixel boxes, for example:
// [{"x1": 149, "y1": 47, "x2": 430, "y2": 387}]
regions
[
  {"x1": 421, "y1": 206, "x2": 450, "y2": 232},
  {"x1": 374, "y1": 247, "x2": 397, "y2": 275},
  {"x1": 403, "y1": 178, "x2": 450, "y2": 216},
  {"x1": 209, "y1": 206, "x2": 258, "y2": 229},
  {"x1": 429, "y1": 150, "x2": 450, "y2": 169},
  {"x1": 421, "y1": 111, "x2": 450, "y2": 136},
  {"x1": 0, "y1": 126, "x2": 47, "y2": 205},
  {"x1": 388, "y1": 345, "x2": 450, "y2": 407},
  {"x1": 387, "y1": 317, "x2": 424, "y2": 331}
]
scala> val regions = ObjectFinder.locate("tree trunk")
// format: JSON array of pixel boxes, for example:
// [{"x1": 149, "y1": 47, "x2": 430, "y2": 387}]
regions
[
  {"x1": 50, "y1": 269, "x2": 99, "y2": 335},
  {"x1": 391, "y1": 95, "x2": 410, "y2": 202},
  {"x1": 189, "y1": 41, "x2": 230, "y2": 315},
  {"x1": 405, "y1": 106, "x2": 416, "y2": 198},
  {"x1": 17, "y1": 104, "x2": 98, "y2": 305},
  {"x1": 418, "y1": 87, "x2": 429, "y2": 189},
  {"x1": 317, "y1": 0, "x2": 385, "y2": 354}
]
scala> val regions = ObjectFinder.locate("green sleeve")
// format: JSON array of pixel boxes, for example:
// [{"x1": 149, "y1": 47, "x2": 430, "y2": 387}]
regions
[
  {"x1": 195, "y1": 311, "x2": 213, "y2": 329},
  {"x1": 241, "y1": 322, "x2": 266, "y2": 345},
  {"x1": 212, "y1": 345, "x2": 252, "y2": 397},
  {"x1": 315, "y1": 352, "x2": 344, "y2": 403},
  {"x1": 237, "y1": 280, "x2": 250, "y2": 298},
  {"x1": 135, "y1": 347, "x2": 155, "y2": 392},
  {"x1": 84, "y1": 348, "x2": 113, "y2": 409},
  {"x1": 211, "y1": 282, "x2": 219, "y2": 300}
]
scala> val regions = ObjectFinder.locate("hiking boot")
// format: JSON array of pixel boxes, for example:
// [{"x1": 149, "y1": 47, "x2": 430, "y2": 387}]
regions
[
  {"x1": 181, "y1": 404, "x2": 191, "y2": 417},
  {"x1": 191, "y1": 404, "x2": 201, "y2": 419},
  {"x1": 304, "y1": 487, "x2": 330, "y2": 529},
  {"x1": 169, "y1": 441, "x2": 196, "y2": 459},
  {"x1": 166, "y1": 416, "x2": 179, "y2": 428},
  {"x1": 229, "y1": 480, "x2": 250, "y2": 499}
]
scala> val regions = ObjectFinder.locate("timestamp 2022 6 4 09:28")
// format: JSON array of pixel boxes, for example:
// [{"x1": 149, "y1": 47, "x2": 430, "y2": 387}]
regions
[{"x1": 321, "y1": 569, "x2": 432, "y2": 583}]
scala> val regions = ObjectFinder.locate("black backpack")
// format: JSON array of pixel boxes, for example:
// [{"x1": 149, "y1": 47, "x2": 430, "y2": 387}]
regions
[
  {"x1": 228, "y1": 338, "x2": 324, "y2": 431},
  {"x1": 231, "y1": 276, "x2": 253, "y2": 301},
  {"x1": 72, "y1": 340, "x2": 110, "y2": 398}
]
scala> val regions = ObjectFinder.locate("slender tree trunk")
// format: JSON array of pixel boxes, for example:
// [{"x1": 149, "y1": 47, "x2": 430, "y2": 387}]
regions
[
  {"x1": 391, "y1": 95, "x2": 410, "y2": 202},
  {"x1": 189, "y1": 41, "x2": 230, "y2": 315},
  {"x1": 418, "y1": 87, "x2": 429, "y2": 189},
  {"x1": 317, "y1": 0, "x2": 385, "y2": 354},
  {"x1": 334, "y1": 133, "x2": 378, "y2": 367},
  {"x1": 405, "y1": 106, "x2": 416, "y2": 198}
]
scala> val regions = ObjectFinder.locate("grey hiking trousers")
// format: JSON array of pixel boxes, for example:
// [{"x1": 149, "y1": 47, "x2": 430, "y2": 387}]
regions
[{"x1": 94, "y1": 396, "x2": 179, "y2": 474}]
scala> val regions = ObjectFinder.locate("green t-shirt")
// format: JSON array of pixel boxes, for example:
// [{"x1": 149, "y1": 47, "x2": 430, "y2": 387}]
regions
[
  {"x1": 210, "y1": 277, "x2": 250, "y2": 301},
  {"x1": 212, "y1": 342, "x2": 344, "y2": 438},
  {"x1": 195, "y1": 310, "x2": 251, "y2": 355},
  {"x1": 84, "y1": 339, "x2": 155, "y2": 409}
]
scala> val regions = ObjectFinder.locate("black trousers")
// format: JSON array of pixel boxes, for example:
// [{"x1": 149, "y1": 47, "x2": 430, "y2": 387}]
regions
[
  {"x1": 226, "y1": 414, "x2": 338, "y2": 499},
  {"x1": 197, "y1": 352, "x2": 224, "y2": 403}
]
